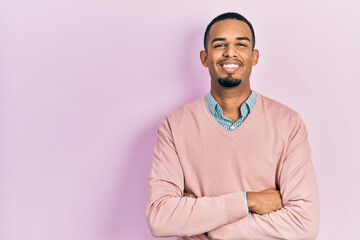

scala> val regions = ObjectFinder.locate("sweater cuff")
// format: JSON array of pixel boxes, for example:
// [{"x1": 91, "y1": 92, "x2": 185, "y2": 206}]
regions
[{"x1": 223, "y1": 192, "x2": 248, "y2": 223}]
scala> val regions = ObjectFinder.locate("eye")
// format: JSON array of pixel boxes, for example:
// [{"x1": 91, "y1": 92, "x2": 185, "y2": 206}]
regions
[
  {"x1": 237, "y1": 43, "x2": 247, "y2": 47},
  {"x1": 214, "y1": 44, "x2": 225, "y2": 48}
]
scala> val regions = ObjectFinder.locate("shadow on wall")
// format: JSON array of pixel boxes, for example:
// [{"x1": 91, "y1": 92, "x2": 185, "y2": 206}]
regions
[{"x1": 112, "y1": 26, "x2": 207, "y2": 239}]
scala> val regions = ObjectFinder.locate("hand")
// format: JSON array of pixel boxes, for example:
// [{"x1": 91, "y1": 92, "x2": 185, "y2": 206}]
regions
[
  {"x1": 183, "y1": 192, "x2": 197, "y2": 198},
  {"x1": 246, "y1": 189, "x2": 283, "y2": 215}
]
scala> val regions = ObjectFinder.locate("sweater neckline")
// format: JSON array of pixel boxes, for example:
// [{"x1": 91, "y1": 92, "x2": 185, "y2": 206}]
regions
[{"x1": 201, "y1": 91, "x2": 262, "y2": 138}]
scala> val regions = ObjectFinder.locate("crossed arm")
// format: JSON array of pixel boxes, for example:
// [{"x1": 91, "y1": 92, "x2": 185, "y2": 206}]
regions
[
  {"x1": 146, "y1": 117, "x2": 319, "y2": 239},
  {"x1": 184, "y1": 189, "x2": 283, "y2": 216}
]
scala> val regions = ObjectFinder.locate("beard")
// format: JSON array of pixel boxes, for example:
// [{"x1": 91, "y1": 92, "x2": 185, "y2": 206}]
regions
[{"x1": 218, "y1": 75, "x2": 242, "y2": 88}]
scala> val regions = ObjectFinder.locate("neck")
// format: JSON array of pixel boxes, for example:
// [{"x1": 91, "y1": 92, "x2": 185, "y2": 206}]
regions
[{"x1": 211, "y1": 83, "x2": 252, "y2": 122}]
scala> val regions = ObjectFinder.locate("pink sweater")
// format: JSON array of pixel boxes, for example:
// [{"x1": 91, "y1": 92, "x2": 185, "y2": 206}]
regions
[{"x1": 146, "y1": 92, "x2": 319, "y2": 240}]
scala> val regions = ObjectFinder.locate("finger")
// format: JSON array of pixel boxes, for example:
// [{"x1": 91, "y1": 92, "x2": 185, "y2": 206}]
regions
[{"x1": 183, "y1": 192, "x2": 196, "y2": 198}]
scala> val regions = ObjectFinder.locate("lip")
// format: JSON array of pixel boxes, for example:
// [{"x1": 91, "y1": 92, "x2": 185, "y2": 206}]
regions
[{"x1": 218, "y1": 59, "x2": 243, "y2": 73}]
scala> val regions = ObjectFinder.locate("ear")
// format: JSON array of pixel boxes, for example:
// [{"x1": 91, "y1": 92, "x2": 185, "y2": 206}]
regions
[
  {"x1": 252, "y1": 49, "x2": 259, "y2": 66},
  {"x1": 200, "y1": 50, "x2": 208, "y2": 67}
]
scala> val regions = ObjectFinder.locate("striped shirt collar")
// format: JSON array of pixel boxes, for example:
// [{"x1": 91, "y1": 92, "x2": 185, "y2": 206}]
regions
[{"x1": 205, "y1": 90, "x2": 257, "y2": 116}]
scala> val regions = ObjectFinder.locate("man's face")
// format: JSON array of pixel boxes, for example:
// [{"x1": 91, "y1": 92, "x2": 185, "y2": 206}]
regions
[{"x1": 200, "y1": 19, "x2": 259, "y2": 89}]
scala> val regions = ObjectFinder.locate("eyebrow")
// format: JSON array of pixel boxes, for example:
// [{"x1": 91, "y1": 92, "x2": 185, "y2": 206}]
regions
[
  {"x1": 236, "y1": 37, "x2": 250, "y2": 42},
  {"x1": 211, "y1": 38, "x2": 226, "y2": 44},
  {"x1": 211, "y1": 37, "x2": 251, "y2": 44}
]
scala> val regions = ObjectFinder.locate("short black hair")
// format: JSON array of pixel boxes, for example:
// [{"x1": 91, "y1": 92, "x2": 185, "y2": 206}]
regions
[{"x1": 203, "y1": 12, "x2": 256, "y2": 52}]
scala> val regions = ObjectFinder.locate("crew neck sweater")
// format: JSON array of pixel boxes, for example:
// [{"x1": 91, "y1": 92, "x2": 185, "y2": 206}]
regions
[{"x1": 146, "y1": 92, "x2": 319, "y2": 240}]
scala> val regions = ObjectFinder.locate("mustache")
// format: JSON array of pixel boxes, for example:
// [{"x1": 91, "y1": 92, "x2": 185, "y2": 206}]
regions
[{"x1": 217, "y1": 59, "x2": 243, "y2": 65}]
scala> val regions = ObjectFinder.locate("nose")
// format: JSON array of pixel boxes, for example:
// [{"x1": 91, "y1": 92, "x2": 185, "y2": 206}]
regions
[{"x1": 223, "y1": 44, "x2": 237, "y2": 58}]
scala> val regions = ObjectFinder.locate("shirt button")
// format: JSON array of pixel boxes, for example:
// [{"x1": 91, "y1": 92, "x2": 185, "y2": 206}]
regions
[{"x1": 230, "y1": 125, "x2": 235, "y2": 130}]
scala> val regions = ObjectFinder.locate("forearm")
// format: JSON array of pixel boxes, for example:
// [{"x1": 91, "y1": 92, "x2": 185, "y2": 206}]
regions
[
  {"x1": 208, "y1": 172, "x2": 319, "y2": 239},
  {"x1": 208, "y1": 166, "x2": 319, "y2": 239},
  {"x1": 146, "y1": 190, "x2": 248, "y2": 237},
  {"x1": 208, "y1": 196, "x2": 319, "y2": 240}
]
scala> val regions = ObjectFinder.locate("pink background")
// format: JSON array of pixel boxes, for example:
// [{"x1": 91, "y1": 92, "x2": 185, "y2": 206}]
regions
[{"x1": 1, "y1": 1, "x2": 360, "y2": 239}]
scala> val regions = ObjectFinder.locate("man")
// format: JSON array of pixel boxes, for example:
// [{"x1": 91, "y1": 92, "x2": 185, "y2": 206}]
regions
[{"x1": 146, "y1": 12, "x2": 319, "y2": 240}]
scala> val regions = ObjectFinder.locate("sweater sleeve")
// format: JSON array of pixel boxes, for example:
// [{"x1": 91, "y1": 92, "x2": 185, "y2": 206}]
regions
[
  {"x1": 208, "y1": 115, "x2": 320, "y2": 240},
  {"x1": 146, "y1": 117, "x2": 249, "y2": 238}
]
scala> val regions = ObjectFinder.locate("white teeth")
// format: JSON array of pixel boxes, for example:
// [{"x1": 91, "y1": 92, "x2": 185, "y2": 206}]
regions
[{"x1": 223, "y1": 64, "x2": 239, "y2": 68}]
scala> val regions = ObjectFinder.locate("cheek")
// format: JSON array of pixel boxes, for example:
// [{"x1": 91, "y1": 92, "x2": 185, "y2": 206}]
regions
[
  {"x1": 208, "y1": 58, "x2": 218, "y2": 70},
  {"x1": 207, "y1": 51, "x2": 221, "y2": 64},
  {"x1": 243, "y1": 51, "x2": 254, "y2": 61},
  {"x1": 243, "y1": 55, "x2": 254, "y2": 66}
]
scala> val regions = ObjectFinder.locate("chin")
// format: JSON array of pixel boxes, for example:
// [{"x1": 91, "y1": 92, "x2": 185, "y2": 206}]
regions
[{"x1": 218, "y1": 77, "x2": 242, "y2": 88}]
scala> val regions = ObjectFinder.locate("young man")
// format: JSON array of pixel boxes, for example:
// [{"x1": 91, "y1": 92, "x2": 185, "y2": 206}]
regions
[{"x1": 146, "y1": 12, "x2": 319, "y2": 240}]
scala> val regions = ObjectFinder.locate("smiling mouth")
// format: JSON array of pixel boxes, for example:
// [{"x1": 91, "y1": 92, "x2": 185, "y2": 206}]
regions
[{"x1": 219, "y1": 60, "x2": 242, "y2": 73}]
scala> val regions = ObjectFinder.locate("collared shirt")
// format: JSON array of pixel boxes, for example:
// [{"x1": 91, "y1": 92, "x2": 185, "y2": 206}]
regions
[{"x1": 205, "y1": 90, "x2": 257, "y2": 131}]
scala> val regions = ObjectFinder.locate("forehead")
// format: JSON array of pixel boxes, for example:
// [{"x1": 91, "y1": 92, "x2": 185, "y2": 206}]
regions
[{"x1": 209, "y1": 19, "x2": 252, "y2": 41}]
